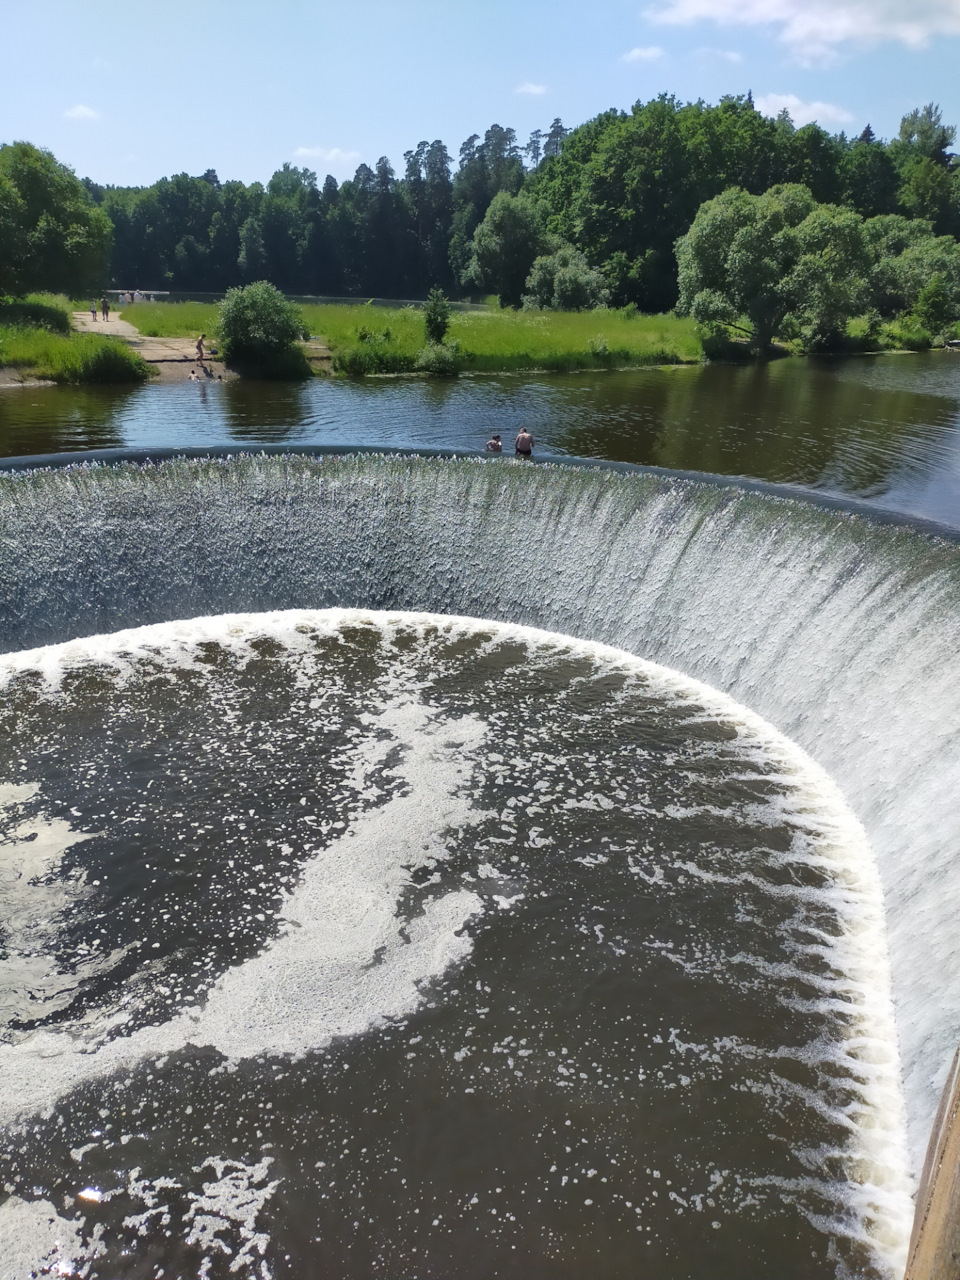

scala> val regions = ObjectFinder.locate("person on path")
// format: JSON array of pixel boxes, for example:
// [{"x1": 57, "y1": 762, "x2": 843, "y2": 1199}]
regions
[
  {"x1": 101, "y1": 297, "x2": 109, "y2": 321},
  {"x1": 196, "y1": 334, "x2": 206, "y2": 366},
  {"x1": 90, "y1": 300, "x2": 97, "y2": 322},
  {"x1": 515, "y1": 427, "x2": 534, "y2": 458},
  {"x1": 486, "y1": 433, "x2": 502, "y2": 453}
]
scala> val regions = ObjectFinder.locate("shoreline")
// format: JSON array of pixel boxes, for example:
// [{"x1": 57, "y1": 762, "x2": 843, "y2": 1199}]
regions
[{"x1": 0, "y1": 342, "x2": 947, "y2": 391}]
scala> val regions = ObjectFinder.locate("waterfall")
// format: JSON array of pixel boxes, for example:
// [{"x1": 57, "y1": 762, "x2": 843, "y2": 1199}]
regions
[{"x1": 1, "y1": 451, "x2": 958, "y2": 1171}]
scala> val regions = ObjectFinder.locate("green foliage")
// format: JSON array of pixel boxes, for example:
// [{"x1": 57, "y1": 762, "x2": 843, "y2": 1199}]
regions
[
  {"x1": 423, "y1": 287, "x2": 451, "y2": 344},
  {"x1": 0, "y1": 292, "x2": 72, "y2": 333},
  {"x1": 523, "y1": 243, "x2": 610, "y2": 311},
  {"x1": 894, "y1": 103, "x2": 956, "y2": 166},
  {"x1": 8, "y1": 96, "x2": 953, "y2": 322},
  {"x1": 466, "y1": 192, "x2": 545, "y2": 308},
  {"x1": 217, "y1": 281, "x2": 311, "y2": 376},
  {"x1": 316, "y1": 301, "x2": 700, "y2": 374},
  {"x1": 676, "y1": 184, "x2": 873, "y2": 352},
  {"x1": 865, "y1": 217, "x2": 960, "y2": 316},
  {"x1": 0, "y1": 142, "x2": 111, "y2": 296},
  {"x1": 897, "y1": 158, "x2": 960, "y2": 235},
  {"x1": 448, "y1": 126, "x2": 525, "y2": 284},
  {"x1": 415, "y1": 342, "x2": 458, "y2": 376},
  {"x1": 0, "y1": 325, "x2": 153, "y2": 383},
  {"x1": 121, "y1": 300, "x2": 220, "y2": 337},
  {"x1": 912, "y1": 273, "x2": 959, "y2": 335}
]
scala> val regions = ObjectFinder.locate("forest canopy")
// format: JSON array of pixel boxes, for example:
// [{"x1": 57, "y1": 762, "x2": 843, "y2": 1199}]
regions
[{"x1": 2, "y1": 97, "x2": 958, "y2": 325}]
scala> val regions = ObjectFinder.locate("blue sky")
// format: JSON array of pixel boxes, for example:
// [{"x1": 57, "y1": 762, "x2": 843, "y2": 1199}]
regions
[{"x1": 4, "y1": 0, "x2": 960, "y2": 187}]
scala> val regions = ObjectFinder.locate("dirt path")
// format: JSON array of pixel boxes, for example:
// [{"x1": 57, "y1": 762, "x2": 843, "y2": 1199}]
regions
[{"x1": 72, "y1": 310, "x2": 233, "y2": 382}]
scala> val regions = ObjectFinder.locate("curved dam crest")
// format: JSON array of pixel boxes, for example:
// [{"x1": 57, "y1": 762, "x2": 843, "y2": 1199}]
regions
[{"x1": 1, "y1": 451, "x2": 959, "y2": 1172}]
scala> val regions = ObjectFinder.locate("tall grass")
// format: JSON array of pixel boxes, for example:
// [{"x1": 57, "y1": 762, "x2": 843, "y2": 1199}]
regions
[
  {"x1": 115, "y1": 299, "x2": 703, "y2": 373},
  {"x1": 0, "y1": 292, "x2": 74, "y2": 334},
  {"x1": 121, "y1": 301, "x2": 220, "y2": 338},
  {"x1": 0, "y1": 326, "x2": 155, "y2": 383},
  {"x1": 304, "y1": 304, "x2": 703, "y2": 374}
]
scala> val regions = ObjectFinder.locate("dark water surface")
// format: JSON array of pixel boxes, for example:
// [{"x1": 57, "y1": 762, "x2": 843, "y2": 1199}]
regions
[
  {"x1": 2, "y1": 352, "x2": 960, "y2": 526},
  {"x1": 0, "y1": 614, "x2": 907, "y2": 1279}
]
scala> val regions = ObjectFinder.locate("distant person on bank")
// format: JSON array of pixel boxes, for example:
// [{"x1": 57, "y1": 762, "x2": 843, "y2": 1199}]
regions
[
  {"x1": 196, "y1": 334, "x2": 206, "y2": 366},
  {"x1": 515, "y1": 428, "x2": 534, "y2": 457},
  {"x1": 486, "y1": 434, "x2": 502, "y2": 453}
]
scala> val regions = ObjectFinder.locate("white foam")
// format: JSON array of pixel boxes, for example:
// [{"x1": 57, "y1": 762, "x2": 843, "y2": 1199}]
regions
[
  {"x1": 0, "y1": 1196, "x2": 85, "y2": 1280},
  {"x1": 0, "y1": 609, "x2": 914, "y2": 1274},
  {"x1": 0, "y1": 793, "x2": 112, "y2": 1027},
  {"x1": 0, "y1": 652, "x2": 486, "y2": 1122}
]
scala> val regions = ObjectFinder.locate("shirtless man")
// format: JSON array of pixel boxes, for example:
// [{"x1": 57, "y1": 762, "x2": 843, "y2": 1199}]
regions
[
  {"x1": 486, "y1": 433, "x2": 502, "y2": 453},
  {"x1": 196, "y1": 334, "x2": 206, "y2": 366},
  {"x1": 515, "y1": 427, "x2": 534, "y2": 457}
]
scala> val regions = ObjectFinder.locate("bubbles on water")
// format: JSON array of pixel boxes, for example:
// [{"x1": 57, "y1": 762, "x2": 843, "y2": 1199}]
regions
[{"x1": 0, "y1": 610, "x2": 912, "y2": 1278}]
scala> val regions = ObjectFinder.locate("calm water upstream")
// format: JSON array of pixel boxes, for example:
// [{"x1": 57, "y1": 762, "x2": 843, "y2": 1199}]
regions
[{"x1": 2, "y1": 351, "x2": 960, "y2": 526}]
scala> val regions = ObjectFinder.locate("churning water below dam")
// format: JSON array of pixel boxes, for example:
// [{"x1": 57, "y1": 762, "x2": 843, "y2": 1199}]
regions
[{"x1": 0, "y1": 452, "x2": 959, "y2": 1278}]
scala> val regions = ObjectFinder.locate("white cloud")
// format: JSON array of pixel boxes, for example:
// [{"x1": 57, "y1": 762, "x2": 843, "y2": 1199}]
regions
[
  {"x1": 755, "y1": 92, "x2": 854, "y2": 127},
  {"x1": 623, "y1": 45, "x2": 665, "y2": 61},
  {"x1": 703, "y1": 47, "x2": 744, "y2": 63},
  {"x1": 515, "y1": 82, "x2": 547, "y2": 95},
  {"x1": 294, "y1": 146, "x2": 361, "y2": 165},
  {"x1": 644, "y1": 0, "x2": 960, "y2": 64},
  {"x1": 63, "y1": 104, "x2": 99, "y2": 121}
]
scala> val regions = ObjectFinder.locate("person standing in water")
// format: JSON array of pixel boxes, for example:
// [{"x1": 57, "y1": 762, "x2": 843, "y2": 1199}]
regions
[
  {"x1": 515, "y1": 427, "x2": 534, "y2": 458},
  {"x1": 486, "y1": 433, "x2": 502, "y2": 453}
]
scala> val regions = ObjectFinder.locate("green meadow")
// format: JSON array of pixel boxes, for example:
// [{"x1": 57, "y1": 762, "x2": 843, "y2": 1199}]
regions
[
  {"x1": 0, "y1": 294, "x2": 154, "y2": 384},
  {"x1": 120, "y1": 300, "x2": 704, "y2": 374}
]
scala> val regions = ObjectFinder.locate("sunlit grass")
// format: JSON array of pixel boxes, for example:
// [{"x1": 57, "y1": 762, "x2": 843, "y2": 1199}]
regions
[
  {"x1": 120, "y1": 301, "x2": 220, "y2": 338},
  {"x1": 116, "y1": 299, "x2": 703, "y2": 374},
  {"x1": 305, "y1": 303, "x2": 703, "y2": 373},
  {"x1": 0, "y1": 293, "x2": 74, "y2": 334},
  {"x1": 0, "y1": 325, "x2": 155, "y2": 383}
]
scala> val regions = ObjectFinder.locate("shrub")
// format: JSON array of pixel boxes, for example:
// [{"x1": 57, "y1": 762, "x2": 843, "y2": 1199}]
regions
[
  {"x1": 0, "y1": 292, "x2": 72, "y2": 333},
  {"x1": 523, "y1": 244, "x2": 610, "y2": 311},
  {"x1": 423, "y1": 288, "x2": 451, "y2": 345},
  {"x1": 912, "y1": 273, "x2": 958, "y2": 336},
  {"x1": 217, "y1": 281, "x2": 311, "y2": 377},
  {"x1": 415, "y1": 342, "x2": 458, "y2": 376}
]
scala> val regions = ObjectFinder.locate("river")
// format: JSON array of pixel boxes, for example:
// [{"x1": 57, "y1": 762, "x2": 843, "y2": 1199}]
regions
[{"x1": 2, "y1": 350, "x2": 960, "y2": 527}]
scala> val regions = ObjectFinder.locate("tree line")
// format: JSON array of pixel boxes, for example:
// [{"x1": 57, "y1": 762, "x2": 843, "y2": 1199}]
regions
[{"x1": 1, "y1": 95, "x2": 958, "y2": 319}]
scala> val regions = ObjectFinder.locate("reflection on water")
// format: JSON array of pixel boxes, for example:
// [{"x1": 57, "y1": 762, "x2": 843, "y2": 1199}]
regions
[{"x1": 2, "y1": 352, "x2": 959, "y2": 526}]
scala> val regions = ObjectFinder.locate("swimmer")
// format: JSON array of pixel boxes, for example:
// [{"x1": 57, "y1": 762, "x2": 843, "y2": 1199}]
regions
[
  {"x1": 514, "y1": 427, "x2": 534, "y2": 457},
  {"x1": 486, "y1": 434, "x2": 502, "y2": 453}
]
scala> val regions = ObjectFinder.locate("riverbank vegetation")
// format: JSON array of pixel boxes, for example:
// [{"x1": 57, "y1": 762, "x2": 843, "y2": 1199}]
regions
[
  {"x1": 319, "y1": 306, "x2": 702, "y2": 374},
  {"x1": 677, "y1": 186, "x2": 960, "y2": 354},
  {"x1": 118, "y1": 299, "x2": 702, "y2": 373},
  {"x1": 3, "y1": 93, "x2": 959, "y2": 375},
  {"x1": 0, "y1": 292, "x2": 153, "y2": 384}
]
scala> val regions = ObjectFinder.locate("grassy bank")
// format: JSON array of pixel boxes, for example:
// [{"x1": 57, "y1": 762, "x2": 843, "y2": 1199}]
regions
[
  {"x1": 312, "y1": 305, "x2": 703, "y2": 374},
  {"x1": 0, "y1": 326, "x2": 155, "y2": 383},
  {"x1": 119, "y1": 300, "x2": 703, "y2": 374},
  {"x1": 0, "y1": 294, "x2": 154, "y2": 383},
  {"x1": 116, "y1": 298, "x2": 960, "y2": 378},
  {"x1": 120, "y1": 300, "x2": 219, "y2": 339}
]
